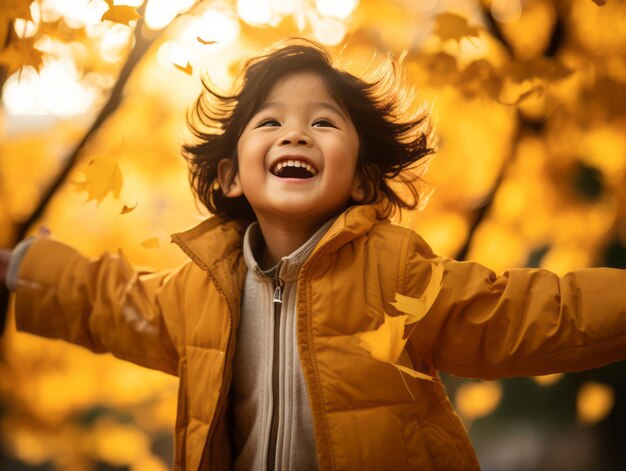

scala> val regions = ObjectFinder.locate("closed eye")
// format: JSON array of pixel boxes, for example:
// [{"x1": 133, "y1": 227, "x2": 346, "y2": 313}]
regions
[{"x1": 312, "y1": 119, "x2": 336, "y2": 128}]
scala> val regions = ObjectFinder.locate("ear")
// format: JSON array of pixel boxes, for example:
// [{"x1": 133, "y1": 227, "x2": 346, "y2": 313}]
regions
[
  {"x1": 217, "y1": 158, "x2": 243, "y2": 198},
  {"x1": 351, "y1": 164, "x2": 379, "y2": 203}
]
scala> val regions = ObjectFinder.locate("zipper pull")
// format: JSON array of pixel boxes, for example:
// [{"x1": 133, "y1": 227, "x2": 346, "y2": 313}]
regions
[{"x1": 273, "y1": 281, "x2": 284, "y2": 304}]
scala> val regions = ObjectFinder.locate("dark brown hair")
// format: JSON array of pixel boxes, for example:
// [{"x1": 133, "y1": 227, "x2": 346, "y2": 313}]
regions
[{"x1": 183, "y1": 39, "x2": 435, "y2": 221}]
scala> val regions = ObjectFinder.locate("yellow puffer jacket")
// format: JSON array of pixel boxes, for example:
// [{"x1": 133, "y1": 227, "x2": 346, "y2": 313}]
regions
[{"x1": 13, "y1": 202, "x2": 626, "y2": 470}]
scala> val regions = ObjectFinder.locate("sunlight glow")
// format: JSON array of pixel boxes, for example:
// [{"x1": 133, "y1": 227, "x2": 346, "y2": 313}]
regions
[
  {"x1": 316, "y1": 0, "x2": 358, "y2": 20},
  {"x1": 100, "y1": 25, "x2": 134, "y2": 63},
  {"x1": 237, "y1": 0, "x2": 272, "y2": 26},
  {"x1": 44, "y1": 0, "x2": 109, "y2": 29},
  {"x1": 2, "y1": 70, "x2": 42, "y2": 116},
  {"x1": 156, "y1": 40, "x2": 191, "y2": 69},
  {"x1": 491, "y1": 0, "x2": 522, "y2": 23},
  {"x1": 532, "y1": 373, "x2": 564, "y2": 387},
  {"x1": 271, "y1": 0, "x2": 298, "y2": 16},
  {"x1": 455, "y1": 381, "x2": 502, "y2": 421},
  {"x1": 182, "y1": 8, "x2": 240, "y2": 47},
  {"x1": 14, "y1": 2, "x2": 41, "y2": 38},
  {"x1": 313, "y1": 17, "x2": 346, "y2": 45},
  {"x1": 145, "y1": 0, "x2": 195, "y2": 30},
  {"x1": 577, "y1": 382, "x2": 614, "y2": 424},
  {"x1": 3, "y1": 60, "x2": 95, "y2": 117}
]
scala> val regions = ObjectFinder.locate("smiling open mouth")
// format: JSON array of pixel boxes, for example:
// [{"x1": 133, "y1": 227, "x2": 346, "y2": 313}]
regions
[{"x1": 271, "y1": 159, "x2": 318, "y2": 179}]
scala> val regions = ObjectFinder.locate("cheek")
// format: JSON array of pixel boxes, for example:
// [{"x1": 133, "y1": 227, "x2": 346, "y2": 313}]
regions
[{"x1": 327, "y1": 143, "x2": 359, "y2": 174}]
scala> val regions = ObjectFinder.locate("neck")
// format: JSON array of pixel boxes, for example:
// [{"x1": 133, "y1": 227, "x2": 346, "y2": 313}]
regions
[{"x1": 255, "y1": 215, "x2": 329, "y2": 269}]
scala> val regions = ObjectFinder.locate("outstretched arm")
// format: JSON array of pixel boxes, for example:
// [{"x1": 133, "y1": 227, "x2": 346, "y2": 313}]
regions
[
  {"x1": 9, "y1": 236, "x2": 183, "y2": 376},
  {"x1": 405, "y1": 233, "x2": 626, "y2": 380}
]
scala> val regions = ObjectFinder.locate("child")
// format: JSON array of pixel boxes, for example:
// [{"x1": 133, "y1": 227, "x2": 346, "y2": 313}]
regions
[{"x1": 1, "y1": 40, "x2": 625, "y2": 471}]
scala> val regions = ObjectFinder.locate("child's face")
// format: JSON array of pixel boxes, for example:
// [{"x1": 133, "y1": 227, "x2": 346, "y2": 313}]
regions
[{"x1": 222, "y1": 72, "x2": 363, "y2": 228}]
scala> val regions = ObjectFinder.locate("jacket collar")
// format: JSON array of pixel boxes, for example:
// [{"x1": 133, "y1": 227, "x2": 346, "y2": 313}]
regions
[
  {"x1": 170, "y1": 200, "x2": 391, "y2": 272},
  {"x1": 171, "y1": 216, "x2": 247, "y2": 272}
]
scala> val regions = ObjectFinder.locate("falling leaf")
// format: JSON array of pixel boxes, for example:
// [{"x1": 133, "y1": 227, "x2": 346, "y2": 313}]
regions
[
  {"x1": 120, "y1": 202, "x2": 138, "y2": 215},
  {"x1": 101, "y1": 5, "x2": 142, "y2": 26},
  {"x1": 357, "y1": 313, "x2": 408, "y2": 364},
  {"x1": 355, "y1": 313, "x2": 436, "y2": 384},
  {"x1": 395, "y1": 365, "x2": 436, "y2": 382},
  {"x1": 74, "y1": 156, "x2": 123, "y2": 205},
  {"x1": 355, "y1": 261, "x2": 444, "y2": 386},
  {"x1": 173, "y1": 62, "x2": 193, "y2": 75},
  {"x1": 434, "y1": 12, "x2": 481, "y2": 44},
  {"x1": 390, "y1": 261, "x2": 444, "y2": 324},
  {"x1": 140, "y1": 237, "x2": 160, "y2": 249},
  {"x1": 0, "y1": 37, "x2": 44, "y2": 74},
  {"x1": 196, "y1": 37, "x2": 217, "y2": 45}
]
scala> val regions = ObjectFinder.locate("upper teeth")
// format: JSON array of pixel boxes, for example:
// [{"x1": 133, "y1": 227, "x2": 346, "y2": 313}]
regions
[{"x1": 273, "y1": 159, "x2": 318, "y2": 176}]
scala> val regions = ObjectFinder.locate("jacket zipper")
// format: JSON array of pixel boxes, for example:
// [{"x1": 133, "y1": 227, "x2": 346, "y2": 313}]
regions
[{"x1": 267, "y1": 277, "x2": 284, "y2": 471}]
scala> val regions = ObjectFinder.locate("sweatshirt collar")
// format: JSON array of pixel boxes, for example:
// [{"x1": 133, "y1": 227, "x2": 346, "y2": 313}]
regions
[{"x1": 242, "y1": 218, "x2": 336, "y2": 282}]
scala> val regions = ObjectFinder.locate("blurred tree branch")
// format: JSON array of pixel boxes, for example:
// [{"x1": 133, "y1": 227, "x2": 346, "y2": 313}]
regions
[
  {"x1": 0, "y1": 6, "x2": 158, "y2": 334},
  {"x1": 0, "y1": 20, "x2": 14, "y2": 89},
  {"x1": 455, "y1": 2, "x2": 567, "y2": 262}
]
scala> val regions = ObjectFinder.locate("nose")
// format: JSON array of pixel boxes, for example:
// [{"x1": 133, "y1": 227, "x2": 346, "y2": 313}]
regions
[{"x1": 278, "y1": 128, "x2": 312, "y2": 147}]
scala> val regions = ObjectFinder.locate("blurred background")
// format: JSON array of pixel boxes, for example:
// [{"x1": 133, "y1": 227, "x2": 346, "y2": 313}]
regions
[{"x1": 1, "y1": 0, "x2": 625, "y2": 469}]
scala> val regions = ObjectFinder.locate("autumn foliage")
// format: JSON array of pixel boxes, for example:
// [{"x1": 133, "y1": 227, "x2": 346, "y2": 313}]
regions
[{"x1": 1, "y1": 0, "x2": 625, "y2": 469}]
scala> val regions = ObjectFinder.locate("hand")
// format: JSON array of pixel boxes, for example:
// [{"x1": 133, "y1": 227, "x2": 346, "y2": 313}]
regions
[
  {"x1": 0, "y1": 226, "x2": 49, "y2": 289},
  {"x1": 0, "y1": 249, "x2": 11, "y2": 288}
]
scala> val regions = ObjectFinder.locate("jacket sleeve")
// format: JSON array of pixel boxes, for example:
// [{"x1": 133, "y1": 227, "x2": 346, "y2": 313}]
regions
[
  {"x1": 405, "y1": 232, "x2": 626, "y2": 380},
  {"x1": 12, "y1": 237, "x2": 184, "y2": 376}
]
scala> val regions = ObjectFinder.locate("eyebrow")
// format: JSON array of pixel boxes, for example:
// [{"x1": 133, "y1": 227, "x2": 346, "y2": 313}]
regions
[{"x1": 256, "y1": 101, "x2": 347, "y2": 119}]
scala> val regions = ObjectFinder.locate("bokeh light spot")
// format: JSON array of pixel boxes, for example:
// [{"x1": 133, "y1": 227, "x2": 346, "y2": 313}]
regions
[
  {"x1": 316, "y1": 0, "x2": 358, "y2": 20},
  {"x1": 313, "y1": 17, "x2": 346, "y2": 46}
]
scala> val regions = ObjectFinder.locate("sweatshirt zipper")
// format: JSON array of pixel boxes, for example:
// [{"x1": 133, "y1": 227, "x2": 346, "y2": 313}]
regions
[{"x1": 267, "y1": 277, "x2": 284, "y2": 471}]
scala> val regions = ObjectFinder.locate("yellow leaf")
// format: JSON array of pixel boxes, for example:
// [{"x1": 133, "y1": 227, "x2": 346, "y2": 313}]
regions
[
  {"x1": 173, "y1": 62, "x2": 193, "y2": 75},
  {"x1": 140, "y1": 237, "x2": 160, "y2": 249},
  {"x1": 38, "y1": 18, "x2": 88, "y2": 44},
  {"x1": 355, "y1": 314, "x2": 437, "y2": 385},
  {"x1": 356, "y1": 313, "x2": 408, "y2": 364},
  {"x1": 434, "y1": 12, "x2": 481, "y2": 44},
  {"x1": 0, "y1": 37, "x2": 44, "y2": 74},
  {"x1": 395, "y1": 364, "x2": 436, "y2": 383},
  {"x1": 74, "y1": 156, "x2": 123, "y2": 205},
  {"x1": 1, "y1": 0, "x2": 34, "y2": 22},
  {"x1": 424, "y1": 52, "x2": 459, "y2": 87},
  {"x1": 120, "y1": 202, "x2": 138, "y2": 215},
  {"x1": 501, "y1": 57, "x2": 572, "y2": 84},
  {"x1": 390, "y1": 261, "x2": 444, "y2": 324},
  {"x1": 498, "y1": 84, "x2": 544, "y2": 106},
  {"x1": 101, "y1": 5, "x2": 142, "y2": 26},
  {"x1": 197, "y1": 37, "x2": 217, "y2": 45}
]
